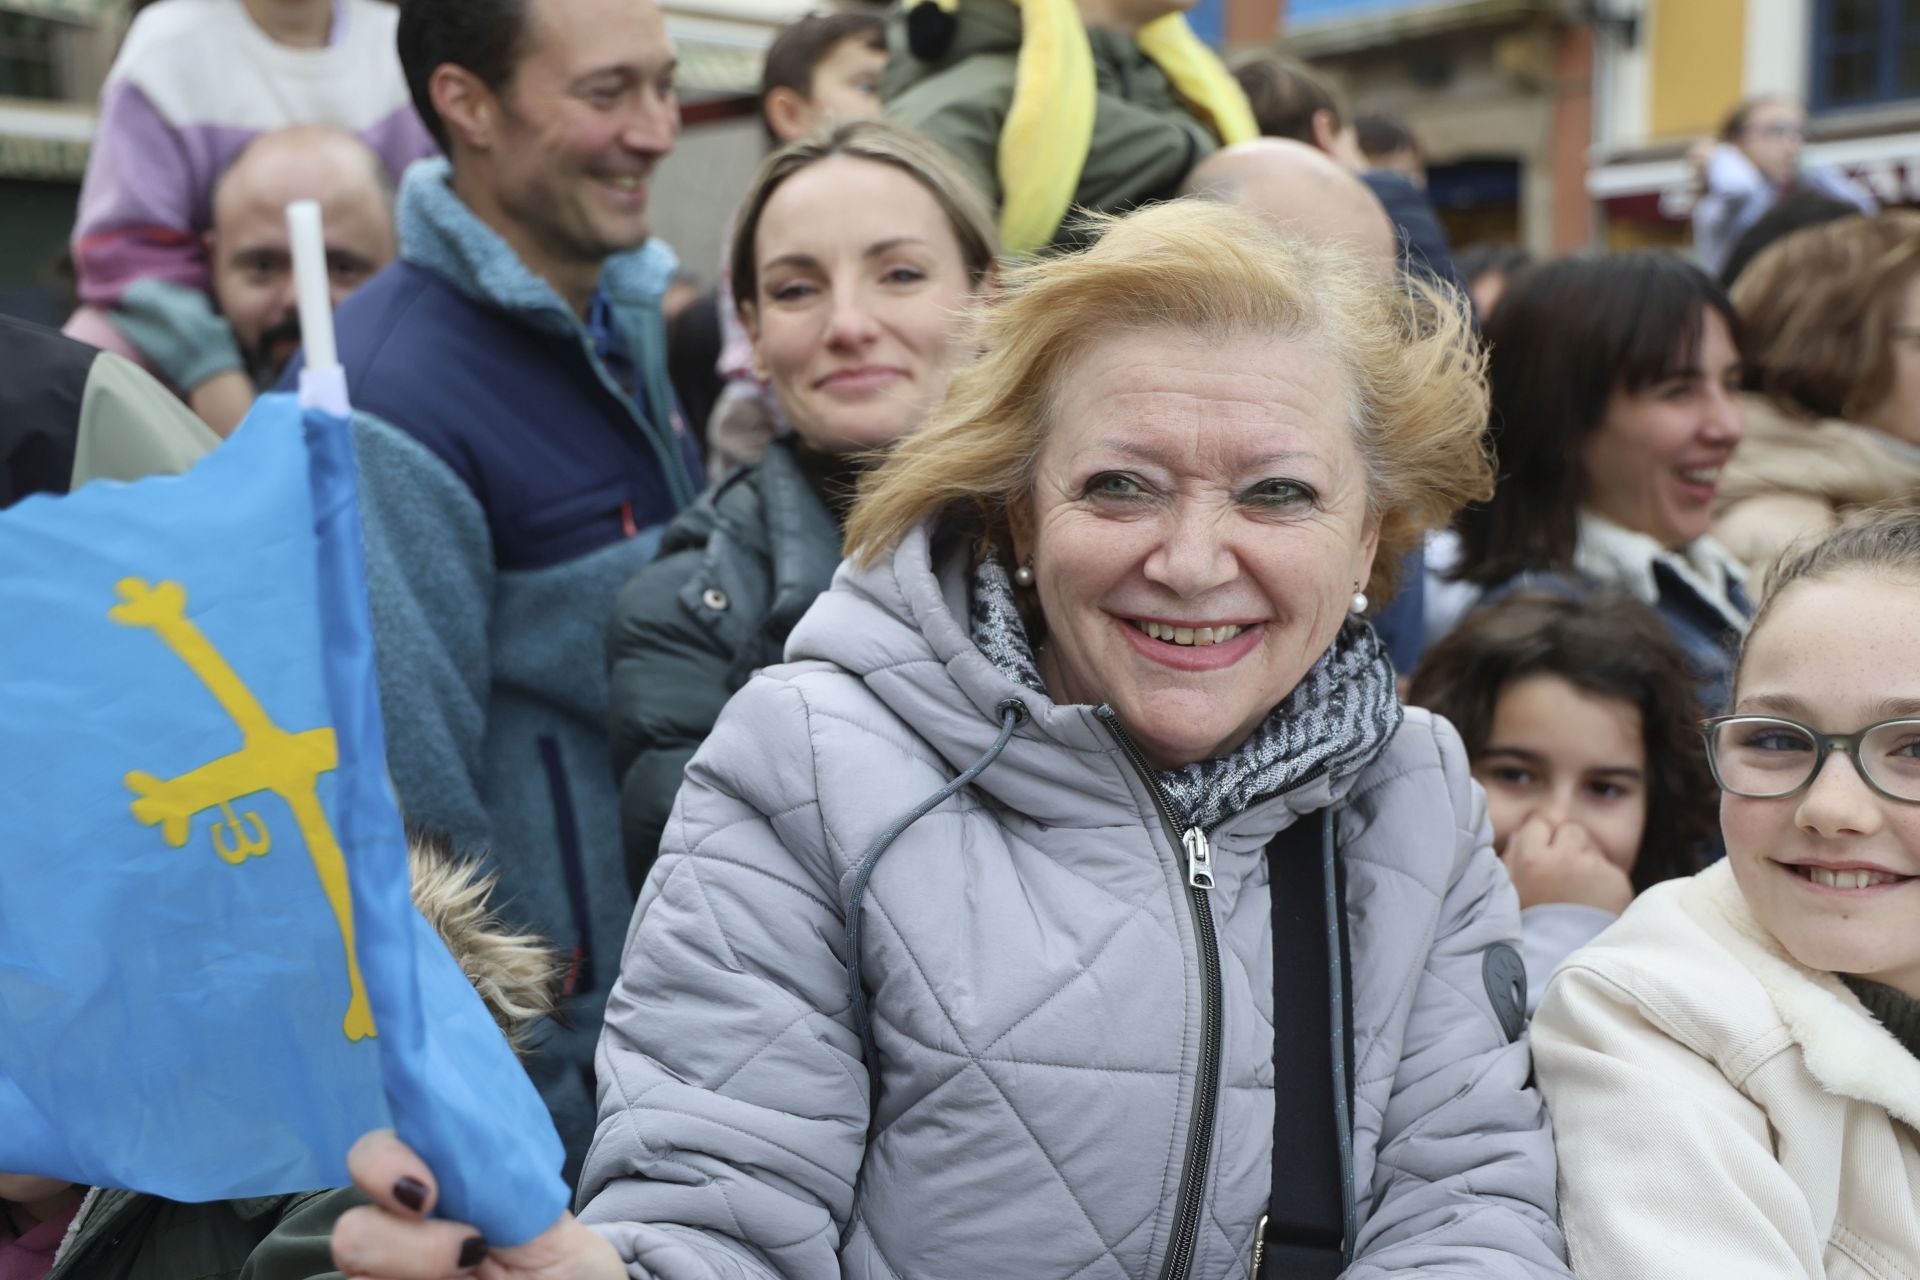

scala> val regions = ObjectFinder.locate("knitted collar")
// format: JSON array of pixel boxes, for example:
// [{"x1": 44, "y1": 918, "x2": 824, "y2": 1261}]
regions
[
  {"x1": 969, "y1": 551, "x2": 1401, "y2": 830},
  {"x1": 1842, "y1": 975, "x2": 1920, "y2": 1063}
]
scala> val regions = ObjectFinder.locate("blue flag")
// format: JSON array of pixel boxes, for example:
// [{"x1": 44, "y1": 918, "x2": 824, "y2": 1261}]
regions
[{"x1": 0, "y1": 396, "x2": 568, "y2": 1246}]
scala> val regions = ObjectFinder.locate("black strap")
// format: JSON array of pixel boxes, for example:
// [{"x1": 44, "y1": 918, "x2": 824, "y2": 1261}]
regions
[{"x1": 1259, "y1": 809, "x2": 1352, "y2": 1279}]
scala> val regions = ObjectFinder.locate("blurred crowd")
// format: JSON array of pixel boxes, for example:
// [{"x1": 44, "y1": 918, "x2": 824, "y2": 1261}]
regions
[{"x1": 4, "y1": 0, "x2": 1919, "y2": 1278}]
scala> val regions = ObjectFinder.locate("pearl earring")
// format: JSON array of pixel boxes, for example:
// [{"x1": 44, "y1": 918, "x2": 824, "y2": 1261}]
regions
[
  {"x1": 1350, "y1": 588, "x2": 1369, "y2": 615},
  {"x1": 1013, "y1": 560, "x2": 1035, "y2": 588}
]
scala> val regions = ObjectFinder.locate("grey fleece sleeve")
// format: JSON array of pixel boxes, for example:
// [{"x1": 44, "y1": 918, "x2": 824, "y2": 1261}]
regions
[
  {"x1": 579, "y1": 675, "x2": 868, "y2": 1279},
  {"x1": 1346, "y1": 720, "x2": 1573, "y2": 1278},
  {"x1": 350, "y1": 412, "x2": 495, "y2": 851}
]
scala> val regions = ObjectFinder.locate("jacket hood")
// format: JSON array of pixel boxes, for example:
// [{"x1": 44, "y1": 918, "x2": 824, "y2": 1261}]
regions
[
  {"x1": 407, "y1": 830, "x2": 564, "y2": 1052},
  {"x1": 783, "y1": 520, "x2": 1362, "y2": 852},
  {"x1": 1720, "y1": 393, "x2": 1920, "y2": 509},
  {"x1": 880, "y1": 0, "x2": 1169, "y2": 104},
  {"x1": 396, "y1": 157, "x2": 677, "y2": 342},
  {"x1": 883, "y1": 0, "x2": 1020, "y2": 84}
]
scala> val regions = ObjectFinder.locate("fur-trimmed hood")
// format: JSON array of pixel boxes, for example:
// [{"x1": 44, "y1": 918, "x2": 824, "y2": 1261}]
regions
[
  {"x1": 1713, "y1": 393, "x2": 1920, "y2": 575},
  {"x1": 1695, "y1": 859, "x2": 1920, "y2": 1128},
  {"x1": 406, "y1": 828, "x2": 563, "y2": 1053}
]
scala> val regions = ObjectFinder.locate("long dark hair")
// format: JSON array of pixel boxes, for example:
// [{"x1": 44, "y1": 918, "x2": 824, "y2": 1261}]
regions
[
  {"x1": 1450, "y1": 252, "x2": 1743, "y2": 587},
  {"x1": 1410, "y1": 592, "x2": 1716, "y2": 893}
]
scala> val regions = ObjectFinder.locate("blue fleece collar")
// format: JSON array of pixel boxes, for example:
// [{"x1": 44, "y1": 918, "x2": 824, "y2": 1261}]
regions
[{"x1": 396, "y1": 157, "x2": 678, "y2": 342}]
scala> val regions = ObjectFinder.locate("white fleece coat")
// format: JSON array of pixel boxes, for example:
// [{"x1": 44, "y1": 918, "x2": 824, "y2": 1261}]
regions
[{"x1": 1533, "y1": 859, "x2": 1920, "y2": 1279}]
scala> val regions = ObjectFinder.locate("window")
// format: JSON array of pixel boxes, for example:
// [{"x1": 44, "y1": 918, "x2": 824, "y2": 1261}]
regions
[
  {"x1": 1813, "y1": 0, "x2": 1920, "y2": 110},
  {"x1": 0, "y1": 12, "x2": 58, "y2": 100}
]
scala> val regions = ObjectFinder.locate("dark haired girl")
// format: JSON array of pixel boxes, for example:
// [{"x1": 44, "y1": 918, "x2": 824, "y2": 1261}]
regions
[
  {"x1": 1411, "y1": 592, "x2": 1716, "y2": 1008},
  {"x1": 1439, "y1": 250, "x2": 1753, "y2": 709}
]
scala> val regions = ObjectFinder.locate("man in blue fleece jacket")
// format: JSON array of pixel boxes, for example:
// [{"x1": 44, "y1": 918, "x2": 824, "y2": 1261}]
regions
[{"x1": 284, "y1": 0, "x2": 702, "y2": 1175}]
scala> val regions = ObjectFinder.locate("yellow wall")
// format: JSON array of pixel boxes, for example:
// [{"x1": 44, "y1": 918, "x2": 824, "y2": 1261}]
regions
[{"x1": 1649, "y1": 0, "x2": 1747, "y2": 139}]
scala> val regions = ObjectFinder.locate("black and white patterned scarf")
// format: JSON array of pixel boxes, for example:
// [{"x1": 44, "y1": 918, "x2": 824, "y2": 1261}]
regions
[{"x1": 970, "y1": 550, "x2": 1402, "y2": 830}]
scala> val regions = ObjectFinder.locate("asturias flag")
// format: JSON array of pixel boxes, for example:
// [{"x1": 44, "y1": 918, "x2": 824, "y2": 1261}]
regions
[{"x1": 0, "y1": 395, "x2": 568, "y2": 1245}]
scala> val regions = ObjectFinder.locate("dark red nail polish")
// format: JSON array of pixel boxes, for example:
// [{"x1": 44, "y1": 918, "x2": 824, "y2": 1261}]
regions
[
  {"x1": 458, "y1": 1236, "x2": 489, "y2": 1268},
  {"x1": 392, "y1": 1176, "x2": 427, "y2": 1212}
]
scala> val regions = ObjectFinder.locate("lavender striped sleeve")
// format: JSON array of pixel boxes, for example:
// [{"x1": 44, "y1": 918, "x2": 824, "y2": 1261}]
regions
[
  {"x1": 71, "y1": 79, "x2": 220, "y2": 306},
  {"x1": 72, "y1": 92, "x2": 434, "y2": 311},
  {"x1": 362, "y1": 101, "x2": 440, "y2": 181}
]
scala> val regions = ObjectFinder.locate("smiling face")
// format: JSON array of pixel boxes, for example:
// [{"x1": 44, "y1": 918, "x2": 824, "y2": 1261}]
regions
[
  {"x1": 1582, "y1": 307, "x2": 1745, "y2": 549},
  {"x1": 747, "y1": 155, "x2": 979, "y2": 453},
  {"x1": 1474, "y1": 674, "x2": 1649, "y2": 873},
  {"x1": 1014, "y1": 327, "x2": 1379, "y2": 770},
  {"x1": 466, "y1": 0, "x2": 678, "y2": 301},
  {"x1": 1723, "y1": 572, "x2": 1920, "y2": 998}
]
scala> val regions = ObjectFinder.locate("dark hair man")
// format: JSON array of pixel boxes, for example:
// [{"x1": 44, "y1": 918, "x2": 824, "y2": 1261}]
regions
[
  {"x1": 1230, "y1": 52, "x2": 1463, "y2": 299},
  {"x1": 282, "y1": 0, "x2": 705, "y2": 1175},
  {"x1": 1355, "y1": 111, "x2": 1424, "y2": 188}
]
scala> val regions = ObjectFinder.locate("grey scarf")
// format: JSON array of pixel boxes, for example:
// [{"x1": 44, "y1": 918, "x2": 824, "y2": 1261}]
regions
[{"x1": 970, "y1": 552, "x2": 1402, "y2": 830}]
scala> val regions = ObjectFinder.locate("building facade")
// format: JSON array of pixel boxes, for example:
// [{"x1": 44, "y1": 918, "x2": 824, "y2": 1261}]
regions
[
  {"x1": 1590, "y1": 0, "x2": 1920, "y2": 249},
  {"x1": 0, "y1": 0, "x2": 120, "y2": 323},
  {"x1": 1267, "y1": 0, "x2": 1594, "y2": 255}
]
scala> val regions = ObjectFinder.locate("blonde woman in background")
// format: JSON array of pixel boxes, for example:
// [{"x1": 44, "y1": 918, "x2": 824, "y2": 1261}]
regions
[{"x1": 1716, "y1": 213, "x2": 1920, "y2": 574}]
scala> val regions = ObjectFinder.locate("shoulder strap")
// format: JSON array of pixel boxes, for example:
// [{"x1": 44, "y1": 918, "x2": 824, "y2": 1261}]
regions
[{"x1": 1259, "y1": 808, "x2": 1352, "y2": 1279}]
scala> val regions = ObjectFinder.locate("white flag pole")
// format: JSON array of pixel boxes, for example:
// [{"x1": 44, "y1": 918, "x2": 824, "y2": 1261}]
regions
[{"x1": 287, "y1": 199, "x2": 350, "y2": 415}]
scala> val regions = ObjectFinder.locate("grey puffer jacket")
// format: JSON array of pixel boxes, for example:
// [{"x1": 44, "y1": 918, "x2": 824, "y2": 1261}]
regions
[{"x1": 579, "y1": 523, "x2": 1570, "y2": 1279}]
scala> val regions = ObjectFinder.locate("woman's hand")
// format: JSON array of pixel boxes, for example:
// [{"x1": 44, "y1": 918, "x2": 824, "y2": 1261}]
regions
[
  {"x1": 1499, "y1": 815, "x2": 1634, "y2": 915},
  {"x1": 331, "y1": 1131, "x2": 625, "y2": 1280}
]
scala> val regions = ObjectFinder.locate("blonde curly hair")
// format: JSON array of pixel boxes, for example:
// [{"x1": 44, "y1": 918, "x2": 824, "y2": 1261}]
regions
[{"x1": 844, "y1": 198, "x2": 1491, "y2": 603}]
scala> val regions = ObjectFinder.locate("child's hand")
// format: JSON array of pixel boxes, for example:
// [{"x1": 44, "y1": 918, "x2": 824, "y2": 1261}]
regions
[{"x1": 1500, "y1": 815, "x2": 1634, "y2": 915}]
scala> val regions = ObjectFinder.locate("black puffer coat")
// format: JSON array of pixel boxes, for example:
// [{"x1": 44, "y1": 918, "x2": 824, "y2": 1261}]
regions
[{"x1": 606, "y1": 438, "x2": 843, "y2": 889}]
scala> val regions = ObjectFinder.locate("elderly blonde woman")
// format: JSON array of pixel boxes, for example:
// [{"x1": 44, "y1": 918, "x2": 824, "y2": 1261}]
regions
[{"x1": 328, "y1": 202, "x2": 1572, "y2": 1280}]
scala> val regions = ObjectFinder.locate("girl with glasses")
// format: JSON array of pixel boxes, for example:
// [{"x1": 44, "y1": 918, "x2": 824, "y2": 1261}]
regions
[{"x1": 1532, "y1": 506, "x2": 1920, "y2": 1278}]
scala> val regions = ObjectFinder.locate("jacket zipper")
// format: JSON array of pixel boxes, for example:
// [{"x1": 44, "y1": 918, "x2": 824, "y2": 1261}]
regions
[{"x1": 1098, "y1": 706, "x2": 1223, "y2": 1280}]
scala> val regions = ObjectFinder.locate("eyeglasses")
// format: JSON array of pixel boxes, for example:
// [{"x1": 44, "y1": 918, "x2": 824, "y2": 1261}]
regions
[
  {"x1": 1747, "y1": 123, "x2": 1804, "y2": 141},
  {"x1": 1702, "y1": 715, "x2": 1920, "y2": 803}
]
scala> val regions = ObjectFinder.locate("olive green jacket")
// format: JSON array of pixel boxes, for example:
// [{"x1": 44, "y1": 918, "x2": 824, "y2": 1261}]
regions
[
  {"x1": 879, "y1": 0, "x2": 1217, "y2": 252},
  {"x1": 45, "y1": 1186, "x2": 366, "y2": 1280}
]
